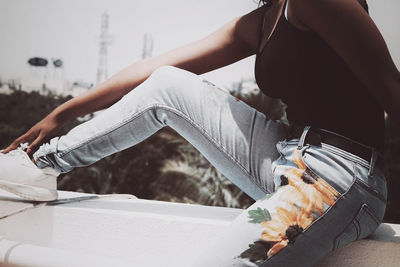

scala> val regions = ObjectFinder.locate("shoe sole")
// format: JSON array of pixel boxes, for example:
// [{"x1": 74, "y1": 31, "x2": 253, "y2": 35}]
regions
[{"x1": 0, "y1": 179, "x2": 58, "y2": 202}]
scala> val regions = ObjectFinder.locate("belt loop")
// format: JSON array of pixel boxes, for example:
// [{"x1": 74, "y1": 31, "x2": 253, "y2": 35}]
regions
[
  {"x1": 368, "y1": 149, "x2": 377, "y2": 178},
  {"x1": 297, "y1": 126, "x2": 311, "y2": 150}
]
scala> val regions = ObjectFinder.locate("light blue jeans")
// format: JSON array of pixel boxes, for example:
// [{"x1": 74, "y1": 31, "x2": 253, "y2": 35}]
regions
[
  {"x1": 34, "y1": 66, "x2": 286, "y2": 200},
  {"x1": 34, "y1": 66, "x2": 387, "y2": 266}
]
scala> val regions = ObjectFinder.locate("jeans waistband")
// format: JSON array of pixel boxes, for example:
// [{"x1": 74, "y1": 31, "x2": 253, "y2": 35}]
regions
[{"x1": 290, "y1": 125, "x2": 383, "y2": 176}]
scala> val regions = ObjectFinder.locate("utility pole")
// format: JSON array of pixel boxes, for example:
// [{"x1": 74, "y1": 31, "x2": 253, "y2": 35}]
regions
[
  {"x1": 96, "y1": 12, "x2": 112, "y2": 86},
  {"x1": 141, "y1": 33, "x2": 153, "y2": 59}
]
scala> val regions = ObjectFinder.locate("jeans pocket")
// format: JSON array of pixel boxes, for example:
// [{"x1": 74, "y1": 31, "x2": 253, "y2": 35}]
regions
[
  {"x1": 333, "y1": 203, "x2": 380, "y2": 250},
  {"x1": 300, "y1": 145, "x2": 356, "y2": 194}
]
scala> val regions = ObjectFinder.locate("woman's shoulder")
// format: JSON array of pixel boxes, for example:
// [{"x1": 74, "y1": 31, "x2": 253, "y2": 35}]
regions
[{"x1": 284, "y1": 0, "x2": 370, "y2": 37}]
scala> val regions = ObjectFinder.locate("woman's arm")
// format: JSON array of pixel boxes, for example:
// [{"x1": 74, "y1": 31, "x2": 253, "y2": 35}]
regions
[
  {"x1": 3, "y1": 6, "x2": 266, "y2": 154},
  {"x1": 52, "y1": 5, "x2": 266, "y2": 122},
  {"x1": 291, "y1": 0, "x2": 400, "y2": 123}
]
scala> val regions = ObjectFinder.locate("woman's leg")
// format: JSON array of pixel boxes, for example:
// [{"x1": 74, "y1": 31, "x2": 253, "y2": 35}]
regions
[{"x1": 34, "y1": 66, "x2": 287, "y2": 200}]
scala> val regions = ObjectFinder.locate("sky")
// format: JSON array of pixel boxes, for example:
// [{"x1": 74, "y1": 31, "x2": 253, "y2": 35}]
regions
[{"x1": 0, "y1": 0, "x2": 399, "y2": 89}]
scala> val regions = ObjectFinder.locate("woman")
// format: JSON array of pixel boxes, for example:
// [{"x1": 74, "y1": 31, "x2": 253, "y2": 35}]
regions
[{"x1": 1, "y1": 0, "x2": 399, "y2": 265}]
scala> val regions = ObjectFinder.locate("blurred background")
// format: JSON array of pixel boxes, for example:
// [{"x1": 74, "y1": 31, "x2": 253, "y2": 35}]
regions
[{"x1": 0, "y1": 0, "x2": 399, "y2": 222}]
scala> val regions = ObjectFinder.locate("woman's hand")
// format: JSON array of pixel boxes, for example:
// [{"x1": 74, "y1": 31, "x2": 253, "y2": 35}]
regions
[{"x1": 2, "y1": 115, "x2": 63, "y2": 156}]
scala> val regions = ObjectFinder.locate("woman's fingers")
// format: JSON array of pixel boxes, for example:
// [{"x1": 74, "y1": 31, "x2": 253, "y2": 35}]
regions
[
  {"x1": 2, "y1": 143, "x2": 17, "y2": 154},
  {"x1": 2, "y1": 132, "x2": 35, "y2": 153},
  {"x1": 27, "y1": 134, "x2": 44, "y2": 156},
  {"x1": 2, "y1": 118, "x2": 60, "y2": 154}
]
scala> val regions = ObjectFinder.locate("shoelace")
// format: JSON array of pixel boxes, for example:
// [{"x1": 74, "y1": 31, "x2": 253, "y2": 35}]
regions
[
  {"x1": 6, "y1": 145, "x2": 36, "y2": 168},
  {"x1": 6, "y1": 143, "x2": 29, "y2": 156},
  {"x1": 2, "y1": 144, "x2": 59, "y2": 175},
  {"x1": 20, "y1": 142, "x2": 29, "y2": 151},
  {"x1": 8, "y1": 149, "x2": 26, "y2": 157},
  {"x1": 0, "y1": 143, "x2": 28, "y2": 155}
]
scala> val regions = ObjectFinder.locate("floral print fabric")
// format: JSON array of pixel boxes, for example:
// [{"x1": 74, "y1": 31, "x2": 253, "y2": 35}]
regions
[{"x1": 239, "y1": 149, "x2": 339, "y2": 264}]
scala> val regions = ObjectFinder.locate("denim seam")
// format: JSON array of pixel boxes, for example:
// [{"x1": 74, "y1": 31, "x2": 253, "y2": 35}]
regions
[
  {"x1": 247, "y1": 110, "x2": 257, "y2": 179},
  {"x1": 357, "y1": 203, "x2": 381, "y2": 226},
  {"x1": 154, "y1": 104, "x2": 269, "y2": 195},
  {"x1": 304, "y1": 166, "x2": 357, "y2": 231},
  {"x1": 300, "y1": 142, "x2": 368, "y2": 168},
  {"x1": 300, "y1": 150, "x2": 346, "y2": 195},
  {"x1": 320, "y1": 143, "x2": 370, "y2": 168},
  {"x1": 58, "y1": 105, "x2": 158, "y2": 156},
  {"x1": 326, "y1": 144, "x2": 385, "y2": 182},
  {"x1": 333, "y1": 203, "x2": 381, "y2": 251},
  {"x1": 57, "y1": 103, "x2": 268, "y2": 195},
  {"x1": 328, "y1": 165, "x2": 359, "y2": 251},
  {"x1": 354, "y1": 178, "x2": 386, "y2": 204},
  {"x1": 333, "y1": 220, "x2": 357, "y2": 250}
]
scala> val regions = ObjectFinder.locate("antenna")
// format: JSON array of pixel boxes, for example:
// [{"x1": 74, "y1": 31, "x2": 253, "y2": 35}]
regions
[
  {"x1": 96, "y1": 12, "x2": 113, "y2": 86},
  {"x1": 141, "y1": 33, "x2": 153, "y2": 59},
  {"x1": 52, "y1": 58, "x2": 64, "y2": 80}
]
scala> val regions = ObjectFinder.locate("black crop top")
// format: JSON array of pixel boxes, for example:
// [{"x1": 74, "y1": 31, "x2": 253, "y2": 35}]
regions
[{"x1": 254, "y1": 0, "x2": 384, "y2": 151}]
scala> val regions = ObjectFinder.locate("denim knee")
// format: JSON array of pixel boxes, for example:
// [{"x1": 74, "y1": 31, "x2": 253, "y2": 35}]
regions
[{"x1": 146, "y1": 65, "x2": 200, "y2": 97}]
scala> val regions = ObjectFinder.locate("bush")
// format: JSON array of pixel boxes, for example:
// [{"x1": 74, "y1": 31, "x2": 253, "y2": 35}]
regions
[{"x1": 1, "y1": 90, "x2": 399, "y2": 222}]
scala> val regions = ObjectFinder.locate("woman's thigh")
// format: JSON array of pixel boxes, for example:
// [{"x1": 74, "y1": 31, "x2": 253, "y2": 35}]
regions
[
  {"x1": 143, "y1": 66, "x2": 287, "y2": 198},
  {"x1": 192, "y1": 140, "x2": 387, "y2": 266}
]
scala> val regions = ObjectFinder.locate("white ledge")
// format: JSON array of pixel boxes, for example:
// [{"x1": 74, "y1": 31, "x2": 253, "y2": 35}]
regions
[
  {"x1": 0, "y1": 238, "x2": 131, "y2": 267},
  {"x1": 0, "y1": 190, "x2": 399, "y2": 266}
]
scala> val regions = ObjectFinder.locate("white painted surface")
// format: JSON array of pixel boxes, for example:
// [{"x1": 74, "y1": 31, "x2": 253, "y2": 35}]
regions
[
  {"x1": 0, "y1": 191, "x2": 240, "y2": 266},
  {"x1": 1, "y1": 190, "x2": 399, "y2": 266},
  {"x1": 0, "y1": 239, "x2": 131, "y2": 267}
]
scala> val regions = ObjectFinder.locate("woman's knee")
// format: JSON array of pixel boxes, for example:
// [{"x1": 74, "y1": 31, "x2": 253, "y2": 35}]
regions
[
  {"x1": 150, "y1": 65, "x2": 181, "y2": 79},
  {"x1": 147, "y1": 65, "x2": 200, "y2": 95},
  {"x1": 121, "y1": 65, "x2": 203, "y2": 108}
]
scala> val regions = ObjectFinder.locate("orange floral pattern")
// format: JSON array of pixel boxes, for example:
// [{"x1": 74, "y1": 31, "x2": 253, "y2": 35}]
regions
[{"x1": 242, "y1": 149, "x2": 339, "y2": 261}]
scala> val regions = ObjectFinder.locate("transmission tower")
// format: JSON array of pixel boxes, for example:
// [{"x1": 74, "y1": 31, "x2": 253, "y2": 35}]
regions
[
  {"x1": 96, "y1": 12, "x2": 112, "y2": 86},
  {"x1": 141, "y1": 33, "x2": 153, "y2": 59}
]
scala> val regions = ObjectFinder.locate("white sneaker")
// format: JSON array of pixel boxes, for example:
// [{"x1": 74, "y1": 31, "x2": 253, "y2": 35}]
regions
[{"x1": 0, "y1": 148, "x2": 59, "y2": 201}]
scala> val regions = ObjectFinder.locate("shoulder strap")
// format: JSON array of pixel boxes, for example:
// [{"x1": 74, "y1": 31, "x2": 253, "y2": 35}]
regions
[
  {"x1": 257, "y1": 0, "x2": 368, "y2": 53},
  {"x1": 359, "y1": 0, "x2": 369, "y2": 13},
  {"x1": 258, "y1": 0, "x2": 286, "y2": 54}
]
